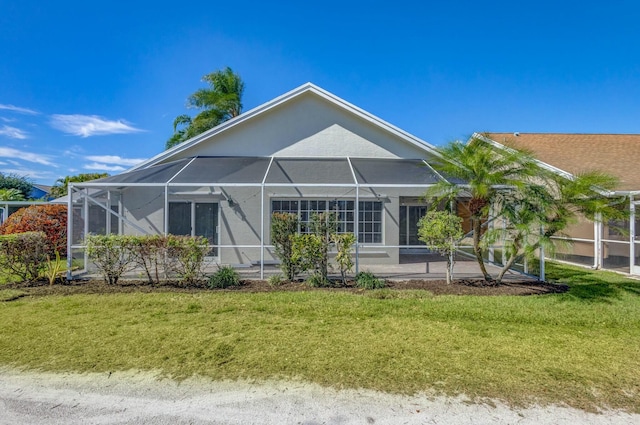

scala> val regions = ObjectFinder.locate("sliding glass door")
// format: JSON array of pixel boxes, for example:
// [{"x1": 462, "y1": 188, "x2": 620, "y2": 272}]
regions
[{"x1": 169, "y1": 202, "x2": 218, "y2": 256}]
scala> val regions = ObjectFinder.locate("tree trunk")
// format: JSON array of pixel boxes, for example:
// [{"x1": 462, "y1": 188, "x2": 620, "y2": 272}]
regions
[
  {"x1": 446, "y1": 256, "x2": 452, "y2": 284},
  {"x1": 496, "y1": 254, "x2": 517, "y2": 284},
  {"x1": 496, "y1": 240, "x2": 522, "y2": 284},
  {"x1": 472, "y1": 218, "x2": 492, "y2": 281}
]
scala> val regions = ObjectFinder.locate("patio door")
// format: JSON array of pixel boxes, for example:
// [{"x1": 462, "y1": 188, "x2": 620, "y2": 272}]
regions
[
  {"x1": 169, "y1": 202, "x2": 218, "y2": 256},
  {"x1": 399, "y1": 205, "x2": 427, "y2": 253}
]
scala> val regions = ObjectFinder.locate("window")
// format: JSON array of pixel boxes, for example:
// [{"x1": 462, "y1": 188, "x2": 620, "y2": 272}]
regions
[{"x1": 272, "y1": 199, "x2": 382, "y2": 243}]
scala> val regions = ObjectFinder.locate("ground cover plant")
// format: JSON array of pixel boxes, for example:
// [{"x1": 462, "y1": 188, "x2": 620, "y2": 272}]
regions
[{"x1": 0, "y1": 262, "x2": 638, "y2": 412}]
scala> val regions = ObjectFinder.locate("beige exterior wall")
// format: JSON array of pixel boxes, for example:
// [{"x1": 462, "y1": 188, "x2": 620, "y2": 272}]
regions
[{"x1": 167, "y1": 93, "x2": 431, "y2": 161}]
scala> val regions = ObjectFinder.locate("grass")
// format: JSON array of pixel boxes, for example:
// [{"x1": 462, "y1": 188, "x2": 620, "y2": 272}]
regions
[{"x1": 0, "y1": 262, "x2": 639, "y2": 412}]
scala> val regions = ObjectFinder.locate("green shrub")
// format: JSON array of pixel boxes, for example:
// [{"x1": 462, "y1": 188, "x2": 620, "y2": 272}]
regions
[
  {"x1": 306, "y1": 272, "x2": 331, "y2": 288},
  {"x1": 271, "y1": 212, "x2": 301, "y2": 280},
  {"x1": 333, "y1": 232, "x2": 356, "y2": 284},
  {"x1": 355, "y1": 271, "x2": 385, "y2": 290},
  {"x1": 127, "y1": 235, "x2": 167, "y2": 284},
  {"x1": 85, "y1": 234, "x2": 135, "y2": 284},
  {"x1": 166, "y1": 235, "x2": 210, "y2": 286},
  {"x1": 267, "y1": 273, "x2": 285, "y2": 287},
  {"x1": 0, "y1": 232, "x2": 49, "y2": 283},
  {"x1": 208, "y1": 265, "x2": 240, "y2": 289}
]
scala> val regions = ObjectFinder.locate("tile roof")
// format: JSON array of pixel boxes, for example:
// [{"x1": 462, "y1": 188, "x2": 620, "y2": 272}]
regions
[{"x1": 483, "y1": 133, "x2": 640, "y2": 191}]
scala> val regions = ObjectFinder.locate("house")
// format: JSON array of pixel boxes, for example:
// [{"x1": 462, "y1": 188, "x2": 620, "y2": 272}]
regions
[
  {"x1": 479, "y1": 132, "x2": 640, "y2": 276},
  {"x1": 0, "y1": 185, "x2": 53, "y2": 225},
  {"x1": 29, "y1": 184, "x2": 53, "y2": 200},
  {"x1": 67, "y1": 83, "x2": 465, "y2": 278}
]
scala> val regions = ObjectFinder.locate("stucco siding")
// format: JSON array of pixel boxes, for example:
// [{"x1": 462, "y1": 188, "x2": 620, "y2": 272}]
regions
[{"x1": 165, "y1": 93, "x2": 431, "y2": 161}]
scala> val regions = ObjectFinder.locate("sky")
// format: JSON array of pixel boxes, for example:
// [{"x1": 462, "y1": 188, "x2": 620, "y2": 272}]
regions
[{"x1": 1, "y1": 0, "x2": 639, "y2": 184}]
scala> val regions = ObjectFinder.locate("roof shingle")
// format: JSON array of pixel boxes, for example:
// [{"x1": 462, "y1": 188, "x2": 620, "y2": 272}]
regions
[{"x1": 484, "y1": 133, "x2": 640, "y2": 191}]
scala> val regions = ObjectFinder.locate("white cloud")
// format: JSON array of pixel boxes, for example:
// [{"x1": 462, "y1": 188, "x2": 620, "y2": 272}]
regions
[
  {"x1": 84, "y1": 162, "x2": 126, "y2": 172},
  {"x1": 1, "y1": 117, "x2": 16, "y2": 123},
  {"x1": 50, "y1": 114, "x2": 144, "y2": 137},
  {"x1": 0, "y1": 104, "x2": 39, "y2": 115},
  {"x1": 3, "y1": 168, "x2": 53, "y2": 180},
  {"x1": 0, "y1": 125, "x2": 28, "y2": 139},
  {"x1": 0, "y1": 147, "x2": 54, "y2": 165},
  {"x1": 85, "y1": 155, "x2": 145, "y2": 167}
]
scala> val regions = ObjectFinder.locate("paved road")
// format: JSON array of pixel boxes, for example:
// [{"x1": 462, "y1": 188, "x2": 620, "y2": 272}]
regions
[{"x1": 0, "y1": 369, "x2": 637, "y2": 424}]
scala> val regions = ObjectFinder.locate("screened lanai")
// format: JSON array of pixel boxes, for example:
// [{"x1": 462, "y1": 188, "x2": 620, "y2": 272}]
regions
[{"x1": 68, "y1": 155, "x2": 471, "y2": 278}]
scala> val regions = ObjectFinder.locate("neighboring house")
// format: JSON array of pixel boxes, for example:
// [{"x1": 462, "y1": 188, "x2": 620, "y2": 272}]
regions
[
  {"x1": 0, "y1": 185, "x2": 53, "y2": 225},
  {"x1": 30, "y1": 184, "x2": 53, "y2": 200},
  {"x1": 479, "y1": 132, "x2": 640, "y2": 276},
  {"x1": 68, "y1": 83, "x2": 464, "y2": 278}
]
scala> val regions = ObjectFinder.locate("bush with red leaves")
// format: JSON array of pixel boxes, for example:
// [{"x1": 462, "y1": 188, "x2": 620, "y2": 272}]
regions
[{"x1": 0, "y1": 204, "x2": 68, "y2": 255}]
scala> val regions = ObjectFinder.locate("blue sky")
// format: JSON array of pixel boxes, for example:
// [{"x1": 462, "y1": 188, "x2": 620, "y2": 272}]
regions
[{"x1": 1, "y1": 1, "x2": 639, "y2": 184}]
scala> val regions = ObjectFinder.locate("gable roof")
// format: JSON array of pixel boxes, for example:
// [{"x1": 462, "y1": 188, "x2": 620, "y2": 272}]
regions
[
  {"x1": 481, "y1": 132, "x2": 640, "y2": 191},
  {"x1": 130, "y1": 83, "x2": 439, "y2": 172}
]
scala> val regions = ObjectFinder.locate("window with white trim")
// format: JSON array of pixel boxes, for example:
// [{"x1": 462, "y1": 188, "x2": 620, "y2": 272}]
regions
[{"x1": 272, "y1": 199, "x2": 382, "y2": 243}]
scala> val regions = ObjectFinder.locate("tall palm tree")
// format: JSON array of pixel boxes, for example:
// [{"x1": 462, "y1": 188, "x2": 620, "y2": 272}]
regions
[
  {"x1": 427, "y1": 135, "x2": 544, "y2": 281},
  {"x1": 166, "y1": 67, "x2": 244, "y2": 149}
]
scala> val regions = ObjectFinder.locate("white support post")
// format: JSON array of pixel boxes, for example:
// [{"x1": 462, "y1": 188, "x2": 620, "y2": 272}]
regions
[
  {"x1": 164, "y1": 185, "x2": 169, "y2": 236},
  {"x1": 539, "y1": 226, "x2": 545, "y2": 281},
  {"x1": 355, "y1": 186, "x2": 360, "y2": 274},
  {"x1": 66, "y1": 184, "x2": 74, "y2": 281},
  {"x1": 594, "y1": 213, "x2": 603, "y2": 269},
  {"x1": 630, "y1": 196, "x2": 635, "y2": 274},
  {"x1": 260, "y1": 184, "x2": 265, "y2": 280},
  {"x1": 106, "y1": 190, "x2": 111, "y2": 235},
  {"x1": 83, "y1": 188, "x2": 89, "y2": 271}
]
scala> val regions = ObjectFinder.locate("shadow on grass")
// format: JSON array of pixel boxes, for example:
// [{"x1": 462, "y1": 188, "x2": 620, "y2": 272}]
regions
[{"x1": 545, "y1": 262, "x2": 640, "y2": 302}]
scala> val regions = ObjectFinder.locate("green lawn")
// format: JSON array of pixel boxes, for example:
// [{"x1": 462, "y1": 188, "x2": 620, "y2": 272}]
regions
[{"x1": 0, "y1": 262, "x2": 639, "y2": 412}]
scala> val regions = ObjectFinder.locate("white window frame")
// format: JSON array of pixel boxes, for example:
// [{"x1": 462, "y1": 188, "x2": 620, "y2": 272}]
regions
[{"x1": 271, "y1": 198, "x2": 383, "y2": 245}]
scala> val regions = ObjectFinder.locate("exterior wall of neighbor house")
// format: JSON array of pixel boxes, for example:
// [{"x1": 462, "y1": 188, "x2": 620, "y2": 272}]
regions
[{"x1": 166, "y1": 93, "x2": 431, "y2": 161}]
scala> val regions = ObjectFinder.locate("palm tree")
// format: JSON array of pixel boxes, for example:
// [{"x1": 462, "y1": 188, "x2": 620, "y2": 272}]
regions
[
  {"x1": 0, "y1": 188, "x2": 25, "y2": 201},
  {"x1": 427, "y1": 135, "x2": 544, "y2": 281},
  {"x1": 428, "y1": 135, "x2": 626, "y2": 283},
  {"x1": 166, "y1": 67, "x2": 244, "y2": 149}
]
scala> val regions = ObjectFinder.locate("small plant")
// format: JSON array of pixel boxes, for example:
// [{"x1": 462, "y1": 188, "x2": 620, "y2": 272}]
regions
[
  {"x1": 208, "y1": 265, "x2": 240, "y2": 289},
  {"x1": 267, "y1": 273, "x2": 285, "y2": 287},
  {"x1": 417, "y1": 210, "x2": 463, "y2": 284},
  {"x1": 355, "y1": 271, "x2": 385, "y2": 290},
  {"x1": 44, "y1": 250, "x2": 63, "y2": 286},
  {"x1": 0, "y1": 232, "x2": 49, "y2": 283},
  {"x1": 85, "y1": 234, "x2": 136, "y2": 285},
  {"x1": 166, "y1": 235, "x2": 210, "y2": 286},
  {"x1": 333, "y1": 233, "x2": 356, "y2": 284},
  {"x1": 306, "y1": 271, "x2": 332, "y2": 288},
  {"x1": 271, "y1": 212, "x2": 302, "y2": 280}
]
